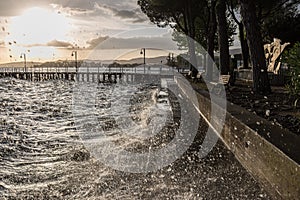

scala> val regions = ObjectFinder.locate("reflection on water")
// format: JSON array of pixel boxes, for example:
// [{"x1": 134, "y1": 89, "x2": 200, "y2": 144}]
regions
[{"x1": 0, "y1": 78, "x2": 270, "y2": 199}]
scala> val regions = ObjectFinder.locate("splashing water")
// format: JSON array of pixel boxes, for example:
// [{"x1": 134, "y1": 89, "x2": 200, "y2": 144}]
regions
[{"x1": 0, "y1": 78, "x2": 271, "y2": 199}]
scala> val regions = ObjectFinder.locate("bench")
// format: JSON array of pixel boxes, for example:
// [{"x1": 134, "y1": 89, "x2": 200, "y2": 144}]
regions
[
  {"x1": 193, "y1": 71, "x2": 203, "y2": 82},
  {"x1": 185, "y1": 71, "x2": 192, "y2": 79},
  {"x1": 186, "y1": 71, "x2": 204, "y2": 83},
  {"x1": 211, "y1": 75, "x2": 231, "y2": 94}
]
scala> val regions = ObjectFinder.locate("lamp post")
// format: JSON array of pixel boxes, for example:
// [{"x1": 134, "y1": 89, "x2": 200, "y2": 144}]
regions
[
  {"x1": 168, "y1": 53, "x2": 175, "y2": 68},
  {"x1": 20, "y1": 53, "x2": 26, "y2": 72},
  {"x1": 140, "y1": 48, "x2": 146, "y2": 73},
  {"x1": 171, "y1": 53, "x2": 175, "y2": 70},
  {"x1": 71, "y1": 51, "x2": 78, "y2": 73}
]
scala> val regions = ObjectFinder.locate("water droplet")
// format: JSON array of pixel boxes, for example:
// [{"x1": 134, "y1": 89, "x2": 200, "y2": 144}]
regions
[
  {"x1": 259, "y1": 194, "x2": 265, "y2": 198},
  {"x1": 159, "y1": 174, "x2": 165, "y2": 178},
  {"x1": 245, "y1": 141, "x2": 251, "y2": 148}
]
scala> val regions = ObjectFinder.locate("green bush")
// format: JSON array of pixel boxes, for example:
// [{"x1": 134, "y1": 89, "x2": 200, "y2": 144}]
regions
[{"x1": 283, "y1": 42, "x2": 300, "y2": 98}]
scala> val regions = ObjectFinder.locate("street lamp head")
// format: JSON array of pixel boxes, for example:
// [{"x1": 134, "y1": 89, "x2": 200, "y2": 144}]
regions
[{"x1": 71, "y1": 51, "x2": 77, "y2": 57}]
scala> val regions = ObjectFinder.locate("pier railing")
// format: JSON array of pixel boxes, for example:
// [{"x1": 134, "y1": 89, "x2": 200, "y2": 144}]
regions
[{"x1": 0, "y1": 64, "x2": 179, "y2": 83}]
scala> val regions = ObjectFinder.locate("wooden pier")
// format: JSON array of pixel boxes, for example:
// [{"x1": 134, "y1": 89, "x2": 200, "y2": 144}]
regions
[
  {"x1": 0, "y1": 65, "x2": 176, "y2": 83},
  {"x1": 0, "y1": 71, "x2": 76, "y2": 81},
  {"x1": 0, "y1": 71, "x2": 125, "y2": 83}
]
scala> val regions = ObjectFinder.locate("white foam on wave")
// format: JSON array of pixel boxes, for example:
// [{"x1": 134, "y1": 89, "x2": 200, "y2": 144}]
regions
[{"x1": 108, "y1": 83, "x2": 172, "y2": 141}]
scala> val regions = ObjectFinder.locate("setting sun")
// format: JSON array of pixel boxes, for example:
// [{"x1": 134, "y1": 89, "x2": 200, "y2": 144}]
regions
[{"x1": 6, "y1": 7, "x2": 71, "y2": 46}]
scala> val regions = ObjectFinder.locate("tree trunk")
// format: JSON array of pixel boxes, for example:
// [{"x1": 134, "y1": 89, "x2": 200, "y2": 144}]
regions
[
  {"x1": 187, "y1": 0, "x2": 198, "y2": 77},
  {"x1": 216, "y1": 0, "x2": 230, "y2": 75},
  {"x1": 239, "y1": 0, "x2": 271, "y2": 94},
  {"x1": 188, "y1": 37, "x2": 198, "y2": 74},
  {"x1": 206, "y1": 0, "x2": 217, "y2": 81},
  {"x1": 239, "y1": 23, "x2": 250, "y2": 69},
  {"x1": 185, "y1": 0, "x2": 198, "y2": 76}
]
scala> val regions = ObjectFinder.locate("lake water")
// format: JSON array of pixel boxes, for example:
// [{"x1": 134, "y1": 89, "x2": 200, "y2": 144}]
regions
[{"x1": 0, "y1": 78, "x2": 270, "y2": 199}]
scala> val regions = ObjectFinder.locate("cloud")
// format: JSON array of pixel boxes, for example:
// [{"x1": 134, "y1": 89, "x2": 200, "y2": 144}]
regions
[
  {"x1": 0, "y1": 0, "x2": 50, "y2": 16},
  {"x1": 86, "y1": 36, "x2": 109, "y2": 49},
  {"x1": 87, "y1": 35, "x2": 178, "y2": 50},
  {"x1": 50, "y1": 3, "x2": 95, "y2": 17},
  {"x1": 22, "y1": 40, "x2": 74, "y2": 48},
  {"x1": 95, "y1": 4, "x2": 147, "y2": 23},
  {"x1": 114, "y1": 9, "x2": 138, "y2": 19},
  {"x1": 0, "y1": 0, "x2": 146, "y2": 21},
  {"x1": 0, "y1": 0, "x2": 159, "y2": 52},
  {"x1": 52, "y1": 0, "x2": 95, "y2": 10},
  {"x1": 0, "y1": 0, "x2": 98, "y2": 16},
  {"x1": 46, "y1": 40, "x2": 74, "y2": 48}
]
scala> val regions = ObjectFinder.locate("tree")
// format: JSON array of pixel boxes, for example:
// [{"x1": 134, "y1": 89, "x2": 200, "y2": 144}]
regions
[
  {"x1": 283, "y1": 42, "x2": 300, "y2": 98},
  {"x1": 258, "y1": 0, "x2": 300, "y2": 44},
  {"x1": 239, "y1": 0, "x2": 271, "y2": 94},
  {"x1": 228, "y1": 0, "x2": 250, "y2": 69},
  {"x1": 169, "y1": 0, "x2": 218, "y2": 80},
  {"x1": 228, "y1": 0, "x2": 300, "y2": 70},
  {"x1": 216, "y1": 0, "x2": 230, "y2": 75},
  {"x1": 139, "y1": 0, "x2": 237, "y2": 80},
  {"x1": 206, "y1": 0, "x2": 218, "y2": 80},
  {"x1": 138, "y1": 0, "x2": 200, "y2": 75},
  {"x1": 172, "y1": 30, "x2": 207, "y2": 53}
]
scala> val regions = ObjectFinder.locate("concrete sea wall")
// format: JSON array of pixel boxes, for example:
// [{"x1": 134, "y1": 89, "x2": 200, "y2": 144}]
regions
[{"x1": 194, "y1": 89, "x2": 299, "y2": 200}]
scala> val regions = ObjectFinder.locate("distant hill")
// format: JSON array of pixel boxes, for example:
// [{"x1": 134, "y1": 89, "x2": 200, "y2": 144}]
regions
[
  {"x1": 0, "y1": 61, "x2": 42, "y2": 68},
  {"x1": 115, "y1": 56, "x2": 168, "y2": 65},
  {"x1": 0, "y1": 56, "x2": 168, "y2": 68}
]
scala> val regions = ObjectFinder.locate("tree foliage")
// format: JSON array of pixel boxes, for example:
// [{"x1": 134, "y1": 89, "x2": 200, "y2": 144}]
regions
[
  {"x1": 283, "y1": 42, "x2": 300, "y2": 97},
  {"x1": 138, "y1": 0, "x2": 209, "y2": 74},
  {"x1": 255, "y1": 0, "x2": 300, "y2": 44},
  {"x1": 228, "y1": 0, "x2": 300, "y2": 69},
  {"x1": 138, "y1": 0, "x2": 298, "y2": 93}
]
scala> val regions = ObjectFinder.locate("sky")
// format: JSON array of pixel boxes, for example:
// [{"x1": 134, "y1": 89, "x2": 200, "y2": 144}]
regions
[{"x1": 0, "y1": 0, "x2": 180, "y2": 64}]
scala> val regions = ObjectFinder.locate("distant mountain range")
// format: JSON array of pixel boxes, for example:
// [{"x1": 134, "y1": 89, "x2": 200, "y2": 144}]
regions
[
  {"x1": 115, "y1": 56, "x2": 169, "y2": 65},
  {"x1": 0, "y1": 61, "x2": 42, "y2": 68},
  {"x1": 0, "y1": 56, "x2": 169, "y2": 68}
]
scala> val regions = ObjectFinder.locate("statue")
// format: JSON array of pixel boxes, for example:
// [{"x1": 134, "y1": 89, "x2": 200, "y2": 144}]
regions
[{"x1": 264, "y1": 38, "x2": 290, "y2": 74}]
